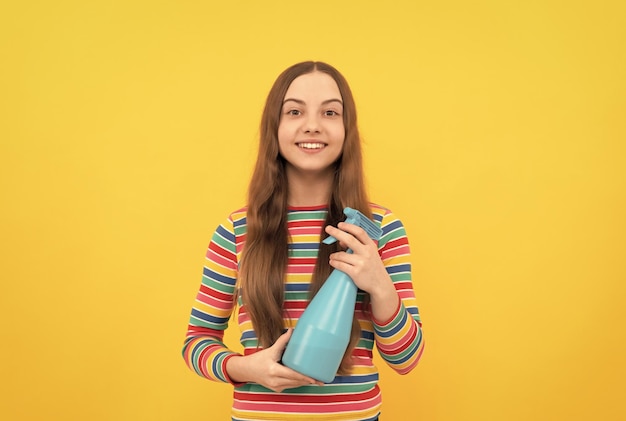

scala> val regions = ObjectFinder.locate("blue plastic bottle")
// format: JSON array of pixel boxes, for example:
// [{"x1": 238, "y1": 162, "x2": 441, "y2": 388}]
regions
[{"x1": 282, "y1": 208, "x2": 382, "y2": 383}]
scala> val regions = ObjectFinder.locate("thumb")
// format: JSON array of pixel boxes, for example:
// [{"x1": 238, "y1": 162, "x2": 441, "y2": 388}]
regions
[{"x1": 271, "y1": 329, "x2": 292, "y2": 353}]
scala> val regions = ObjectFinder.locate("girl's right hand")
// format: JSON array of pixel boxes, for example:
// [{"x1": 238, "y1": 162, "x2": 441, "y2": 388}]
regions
[{"x1": 225, "y1": 329, "x2": 323, "y2": 393}]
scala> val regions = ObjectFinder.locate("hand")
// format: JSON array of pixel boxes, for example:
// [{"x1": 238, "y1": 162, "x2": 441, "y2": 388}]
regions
[
  {"x1": 325, "y1": 222, "x2": 400, "y2": 321},
  {"x1": 325, "y1": 222, "x2": 392, "y2": 295},
  {"x1": 226, "y1": 329, "x2": 323, "y2": 392}
]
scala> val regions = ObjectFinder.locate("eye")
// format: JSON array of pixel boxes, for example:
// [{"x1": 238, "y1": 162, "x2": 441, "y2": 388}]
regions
[
  {"x1": 286, "y1": 109, "x2": 301, "y2": 116},
  {"x1": 324, "y1": 110, "x2": 340, "y2": 117}
]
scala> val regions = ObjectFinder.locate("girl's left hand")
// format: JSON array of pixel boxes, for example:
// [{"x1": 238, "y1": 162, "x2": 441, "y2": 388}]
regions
[{"x1": 325, "y1": 222, "x2": 393, "y2": 298}]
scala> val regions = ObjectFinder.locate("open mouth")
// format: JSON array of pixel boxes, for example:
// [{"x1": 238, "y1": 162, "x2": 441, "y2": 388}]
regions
[{"x1": 297, "y1": 142, "x2": 327, "y2": 150}]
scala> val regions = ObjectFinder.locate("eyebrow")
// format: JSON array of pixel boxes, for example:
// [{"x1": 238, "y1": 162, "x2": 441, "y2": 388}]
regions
[{"x1": 282, "y1": 98, "x2": 343, "y2": 106}]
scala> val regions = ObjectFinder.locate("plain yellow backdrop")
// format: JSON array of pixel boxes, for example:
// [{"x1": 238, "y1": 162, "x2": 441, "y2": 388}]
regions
[{"x1": 1, "y1": 1, "x2": 624, "y2": 420}]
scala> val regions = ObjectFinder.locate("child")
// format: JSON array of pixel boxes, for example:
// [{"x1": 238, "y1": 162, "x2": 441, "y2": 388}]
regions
[{"x1": 183, "y1": 61, "x2": 424, "y2": 420}]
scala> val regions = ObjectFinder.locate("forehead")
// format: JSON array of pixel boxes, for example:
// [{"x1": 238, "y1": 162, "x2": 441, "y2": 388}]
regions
[{"x1": 284, "y1": 71, "x2": 342, "y2": 101}]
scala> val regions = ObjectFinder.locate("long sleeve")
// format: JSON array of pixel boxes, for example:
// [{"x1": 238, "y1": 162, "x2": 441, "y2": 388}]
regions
[
  {"x1": 372, "y1": 207, "x2": 425, "y2": 374},
  {"x1": 182, "y1": 215, "x2": 241, "y2": 383}
]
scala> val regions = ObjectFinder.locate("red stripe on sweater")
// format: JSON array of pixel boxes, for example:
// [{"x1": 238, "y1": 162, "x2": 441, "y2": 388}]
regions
[
  {"x1": 198, "y1": 285, "x2": 233, "y2": 302},
  {"x1": 234, "y1": 386, "x2": 379, "y2": 403},
  {"x1": 208, "y1": 241, "x2": 236, "y2": 261}
]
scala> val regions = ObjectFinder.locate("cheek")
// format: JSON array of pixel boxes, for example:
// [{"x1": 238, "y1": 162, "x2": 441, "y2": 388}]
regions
[
  {"x1": 277, "y1": 124, "x2": 291, "y2": 155},
  {"x1": 333, "y1": 123, "x2": 346, "y2": 143},
  {"x1": 277, "y1": 121, "x2": 292, "y2": 142}
]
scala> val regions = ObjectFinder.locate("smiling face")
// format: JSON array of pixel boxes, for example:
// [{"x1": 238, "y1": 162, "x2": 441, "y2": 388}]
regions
[{"x1": 277, "y1": 71, "x2": 345, "y2": 179}]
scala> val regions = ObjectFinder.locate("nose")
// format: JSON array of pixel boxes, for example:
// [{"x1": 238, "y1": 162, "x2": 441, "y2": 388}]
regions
[{"x1": 303, "y1": 113, "x2": 321, "y2": 133}]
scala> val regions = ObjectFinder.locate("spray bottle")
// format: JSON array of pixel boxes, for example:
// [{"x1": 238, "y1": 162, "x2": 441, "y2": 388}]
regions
[{"x1": 281, "y1": 207, "x2": 383, "y2": 383}]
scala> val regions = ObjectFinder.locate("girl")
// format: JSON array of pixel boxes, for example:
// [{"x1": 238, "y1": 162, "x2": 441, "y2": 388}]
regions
[{"x1": 183, "y1": 61, "x2": 424, "y2": 420}]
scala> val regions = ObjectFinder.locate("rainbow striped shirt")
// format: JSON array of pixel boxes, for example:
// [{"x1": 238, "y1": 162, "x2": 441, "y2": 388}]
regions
[{"x1": 183, "y1": 204, "x2": 424, "y2": 420}]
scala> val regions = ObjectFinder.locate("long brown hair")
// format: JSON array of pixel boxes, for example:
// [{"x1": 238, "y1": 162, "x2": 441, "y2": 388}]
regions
[{"x1": 239, "y1": 61, "x2": 371, "y2": 373}]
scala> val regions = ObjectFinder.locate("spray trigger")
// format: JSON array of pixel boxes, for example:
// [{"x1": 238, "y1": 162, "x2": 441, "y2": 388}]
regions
[{"x1": 322, "y1": 207, "x2": 382, "y2": 245}]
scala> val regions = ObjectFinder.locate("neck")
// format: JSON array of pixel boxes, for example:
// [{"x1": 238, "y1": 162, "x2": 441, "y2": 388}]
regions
[{"x1": 286, "y1": 167, "x2": 335, "y2": 207}]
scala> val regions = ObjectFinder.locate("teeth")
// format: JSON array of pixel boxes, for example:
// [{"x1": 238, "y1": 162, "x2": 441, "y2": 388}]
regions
[{"x1": 298, "y1": 142, "x2": 325, "y2": 149}]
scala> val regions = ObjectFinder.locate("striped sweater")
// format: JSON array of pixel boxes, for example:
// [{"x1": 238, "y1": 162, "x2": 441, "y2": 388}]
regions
[{"x1": 183, "y1": 204, "x2": 424, "y2": 420}]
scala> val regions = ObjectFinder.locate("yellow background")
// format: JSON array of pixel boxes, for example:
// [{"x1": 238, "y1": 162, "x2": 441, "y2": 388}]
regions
[{"x1": 1, "y1": 1, "x2": 624, "y2": 420}]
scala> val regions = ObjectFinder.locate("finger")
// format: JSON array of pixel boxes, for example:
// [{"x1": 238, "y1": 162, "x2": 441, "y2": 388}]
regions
[
  {"x1": 337, "y1": 222, "x2": 372, "y2": 244},
  {"x1": 275, "y1": 328, "x2": 292, "y2": 346},
  {"x1": 325, "y1": 225, "x2": 361, "y2": 249},
  {"x1": 275, "y1": 364, "x2": 322, "y2": 386},
  {"x1": 329, "y1": 249, "x2": 356, "y2": 265},
  {"x1": 275, "y1": 331, "x2": 325, "y2": 386},
  {"x1": 271, "y1": 377, "x2": 323, "y2": 393},
  {"x1": 329, "y1": 256, "x2": 356, "y2": 275},
  {"x1": 268, "y1": 329, "x2": 292, "y2": 360},
  {"x1": 280, "y1": 361, "x2": 318, "y2": 382}
]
